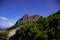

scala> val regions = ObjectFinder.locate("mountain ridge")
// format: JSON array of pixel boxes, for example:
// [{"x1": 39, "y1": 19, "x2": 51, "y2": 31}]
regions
[
  {"x1": 0, "y1": 10, "x2": 60, "y2": 40},
  {"x1": 16, "y1": 14, "x2": 41, "y2": 25}
]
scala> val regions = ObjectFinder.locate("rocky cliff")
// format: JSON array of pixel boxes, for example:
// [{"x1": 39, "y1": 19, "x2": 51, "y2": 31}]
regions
[
  {"x1": 16, "y1": 14, "x2": 40, "y2": 25},
  {"x1": 7, "y1": 14, "x2": 41, "y2": 40}
]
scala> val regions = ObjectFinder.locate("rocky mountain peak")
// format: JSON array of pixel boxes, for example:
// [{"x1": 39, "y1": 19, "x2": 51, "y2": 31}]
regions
[{"x1": 16, "y1": 14, "x2": 40, "y2": 25}]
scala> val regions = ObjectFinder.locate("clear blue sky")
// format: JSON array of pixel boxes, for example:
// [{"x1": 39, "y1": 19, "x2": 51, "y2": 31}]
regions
[{"x1": 0, "y1": 0, "x2": 59, "y2": 29}]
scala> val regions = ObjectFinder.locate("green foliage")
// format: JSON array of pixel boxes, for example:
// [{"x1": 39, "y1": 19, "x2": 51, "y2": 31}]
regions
[
  {"x1": 46, "y1": 11, "x2": 60, "y2": 40},
  {"x1": 9, "y1": 18, "x2": 48, "y2": 40},
  {"x1": 0, "y1": 31, "x2": 9, "y2": 40},
  {"x1": 0, "y1": 11, "x2": 60, "y2": 40},
  {"x1": 9, "y1": 11, "x2": 60, "y2": 40}
]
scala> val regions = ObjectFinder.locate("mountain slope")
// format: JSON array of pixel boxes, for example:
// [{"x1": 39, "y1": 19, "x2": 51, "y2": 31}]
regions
[
  {"x1": 6, "y1": 15, "x2": 42, "y2": 40},
  {"x1": 7, "y1": 15, "x2": 41, "y2": 30},
  {"x1": 0, "y1": 10, "x2": 60, "y2": 40},
  {"x1": 9, "y1": 11, "x2": 60, "y2": 40}
]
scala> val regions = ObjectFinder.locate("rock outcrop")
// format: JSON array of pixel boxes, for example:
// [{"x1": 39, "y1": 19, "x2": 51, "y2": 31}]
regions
[
  {"x1": 16, "y1": 14, "x2": 40, "y2": 25},
  {"x1": 7, "y1": 14, "x2": 41, "y2": 40}
]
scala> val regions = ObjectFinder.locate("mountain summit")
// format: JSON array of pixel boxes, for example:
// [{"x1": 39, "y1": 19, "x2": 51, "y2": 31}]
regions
[
  {"x1": 0, "y1": 11, "x2": 60, "y2": 40},
  {"x1": 16, "y1": 14, "x2": 41, "y2": 25}
]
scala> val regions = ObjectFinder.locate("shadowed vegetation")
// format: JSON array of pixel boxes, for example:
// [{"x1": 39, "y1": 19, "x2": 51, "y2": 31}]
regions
[{"x1": 0, "y1": 11, "x2": 60, "y2": 40}]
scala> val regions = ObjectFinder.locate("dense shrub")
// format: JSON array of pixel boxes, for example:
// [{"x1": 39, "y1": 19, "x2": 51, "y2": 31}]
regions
[{"x1": 0, "y1": 11, "x2": 60, "y2": 40}]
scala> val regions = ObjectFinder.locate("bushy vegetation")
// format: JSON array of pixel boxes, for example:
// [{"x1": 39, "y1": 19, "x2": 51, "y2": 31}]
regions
[
  {"x1": 0, "y1": 31, "x2": 9, "y2": 40},
  {"x1": 0, "y1": 11, "x2": 60, "y2": 40},
  {"x1": 9, "y1": 11, "x2": 60, "y2": 40}
]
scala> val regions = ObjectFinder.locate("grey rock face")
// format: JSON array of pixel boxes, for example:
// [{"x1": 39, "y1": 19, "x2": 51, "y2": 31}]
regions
[{"x1": 16, "y1": 14, "x2": 40, "y2": 25}]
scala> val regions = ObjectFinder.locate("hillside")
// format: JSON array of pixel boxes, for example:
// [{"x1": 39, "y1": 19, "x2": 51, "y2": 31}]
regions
[
  {"x1": 0, "y1": 10, "x2": 60, "y2": 40},
  {"x1": 7, "y1": 15, "x2": 41, "y2": 30}
]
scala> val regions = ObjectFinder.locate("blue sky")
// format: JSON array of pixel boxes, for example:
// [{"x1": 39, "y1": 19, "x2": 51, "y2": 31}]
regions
[{"x1": 0, "y1": 0, "x2": 59, "y2": 29}]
